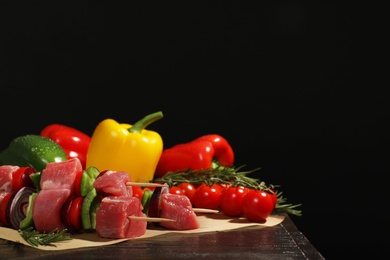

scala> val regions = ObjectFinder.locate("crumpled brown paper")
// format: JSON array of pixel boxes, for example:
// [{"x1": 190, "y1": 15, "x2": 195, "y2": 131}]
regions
[{"x1": 0, "y1": 213, "x2": 285, "y2": 251}]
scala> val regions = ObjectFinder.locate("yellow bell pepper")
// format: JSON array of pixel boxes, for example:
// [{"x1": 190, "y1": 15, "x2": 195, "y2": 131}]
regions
[{"x1": 86, "y1": 111, "x2": 164, "y2": 182}]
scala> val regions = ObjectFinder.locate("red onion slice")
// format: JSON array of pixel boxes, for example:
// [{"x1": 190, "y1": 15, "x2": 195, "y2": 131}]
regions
[
  {"x1": 6, "y1": 187, "x2": 35, "y2": 230},
  {"x1": 148, "y1": 183, "x2": 169, "y2": 217}
]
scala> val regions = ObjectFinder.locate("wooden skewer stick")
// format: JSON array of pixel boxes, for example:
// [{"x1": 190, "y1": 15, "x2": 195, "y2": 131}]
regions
[
  {"x1": 128, "y1": 216, "x2": 176, "y2": 222},
  {"x1": 192, "y1": 208, "x2": 219, "y2": 214},
  {"x1": 126, "y1": 182, "x2": 166, "y2": 187}
]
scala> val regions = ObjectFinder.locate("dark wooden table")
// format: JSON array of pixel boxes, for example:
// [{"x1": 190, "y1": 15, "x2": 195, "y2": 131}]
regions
[{"x1": 0, "y1": 214, "x2": 324, "y2": 259}]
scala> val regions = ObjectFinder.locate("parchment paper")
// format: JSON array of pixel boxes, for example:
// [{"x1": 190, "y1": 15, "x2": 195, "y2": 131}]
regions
[{"x1": 0, "y1": 213, "x2": 285, "y2": 251}]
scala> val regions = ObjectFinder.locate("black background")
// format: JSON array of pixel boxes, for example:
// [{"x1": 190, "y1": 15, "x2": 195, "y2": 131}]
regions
[{"x1": 0, "y1": 1, "x2": 385, "y2": 259}]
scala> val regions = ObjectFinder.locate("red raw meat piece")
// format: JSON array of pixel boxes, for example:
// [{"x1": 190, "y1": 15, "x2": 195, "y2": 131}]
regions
[
  {"x1": 40, "y1": 158, "x2": 82, "y2": 193},
  {"x1": 0, "y1": 165, "x2": 20, "y2": 192},
  {"x1": 94, "y1": 170, "x2": 132, "y2": 197},
  {"x1": 96, "y1": 196, "x2": 146, "y2": 239},
  {"x1": 159, "y1": 193, "x2": 199, "y2": 230},
  {"x1": 33, "y1": 189, "x2": 71, "y2": 232}
]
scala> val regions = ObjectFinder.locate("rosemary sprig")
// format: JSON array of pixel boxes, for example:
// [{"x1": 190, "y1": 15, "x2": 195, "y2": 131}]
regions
[
  {"x1": 154, "y1": 165, "x2": 264, "y2": 188},
  {"x1": 274, "y1": 191, "x2": 302, "y2": 216},
  {"x1": 153, "y1": 165, "x2": 302, "y2": 216},
  {"x1": 18, "y1": 227, "x2": 72, "y2": 247}
]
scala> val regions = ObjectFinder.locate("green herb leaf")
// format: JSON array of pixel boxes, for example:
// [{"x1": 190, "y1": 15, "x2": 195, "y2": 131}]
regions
[{"x1": 18, "y1": 227, "x2": 72, "y2": 247}]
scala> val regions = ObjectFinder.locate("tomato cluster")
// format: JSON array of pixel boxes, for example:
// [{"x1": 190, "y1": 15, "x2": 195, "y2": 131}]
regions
[
  {"x1": 103, "y1": 182, "x2": 277, "y2": 223},
  {"x1": 168, "y1": 183, "x2": 277, "y2": 223}
]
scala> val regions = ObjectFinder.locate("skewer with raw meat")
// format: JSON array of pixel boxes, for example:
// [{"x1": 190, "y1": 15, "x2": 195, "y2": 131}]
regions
[
  {"x1": 0, "y1": 165, "x2": 36, "y2": 228},
  {"x1": 32, "y1": 158, "x2": 82, "y2": 232},
  {"x1": 143, "y1": 183, "x2": 200, "y2": 230},
  {"x1": 1, "y1": 159, "x2": 149, "y2": 239},
  {"x1": 1, "y1": 159, "x2": 209, "y2": 240},
  {"x1": 93, "y1": 170, "x2": 148, "y2": 239}
]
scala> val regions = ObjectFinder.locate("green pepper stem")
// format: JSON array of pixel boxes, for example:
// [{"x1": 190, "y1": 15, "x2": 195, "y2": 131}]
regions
[{"x1": 128, "y1": 111, "x2": 164, "y2": 133}]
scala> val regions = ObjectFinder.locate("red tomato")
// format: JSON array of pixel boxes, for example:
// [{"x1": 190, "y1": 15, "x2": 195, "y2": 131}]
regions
[
  {"x1": 177, "y1": 183, "x2": 196, "y2": 205},
  {"x1": 169, "y1": 186, "x2": 184, "y2": 195},
  {"x1": 220, "y1": 186, "x2": 250, "y2": 217},
  {"x1": 219, "y1": 183, "x2": 231, "y2": 190},
  {"x1": 193, "y1": 183, "x2": 223, "y2": 210},
  {"x1": 73, "y1": 170, "x2": 84, "y2": 197},
  {"x1": 193, "y1": 183, "x2": 202, "y2": 189},
  {"x1": 11, "y1": 168, "x2": 24, "y2": 191},
  {"x1": 68, "y1": 197, "x2": 84, "y2": 231},
  {"x1": 242, "y1": 189, "x2": 275, "y2": 222},
  {"x1": 61, "y1": 196, "x2": 84, "y2": 231},
  {"x1": 269, "y1": 189, "x2": 278, "y2": 208},
  {"x1": 0, "y1": 192, "x2": 12, "y2": 226},
  {"x1": 12, "y1": 167, "x2": 36, "y2": 191},
  {"x1": 132, "y1": 186, "x2": 144, "y2": 200}
]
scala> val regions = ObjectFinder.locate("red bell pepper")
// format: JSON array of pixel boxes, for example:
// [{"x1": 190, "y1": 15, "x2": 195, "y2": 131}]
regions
[
  {"x1": 193, "y1": 134, "x2": 234, "y2": 167},
  {"x1": 154, "y1": 134, "x2": 234, "y2": 178},
  {"x1": 40, "y1": 124, "x2": 91, "y2": 169}
]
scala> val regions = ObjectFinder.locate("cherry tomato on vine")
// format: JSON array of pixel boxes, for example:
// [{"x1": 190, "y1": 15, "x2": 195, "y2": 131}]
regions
[
  {"x1": 219, "y1": 183, "x2": 232, "y2": 191},
  {"x1": 169, "y1": 186, "x2": 184, "y2": 195},
  {"x1": 177, "y1": 183, "x2": 196, "y2": 205},
  {"x1": 220, "y1": 186, "x2": 250, "y2": 217},
  {"x1": 242, "y1": 189, "x2": 275, "y2": 222},
  {"x1": 193, "y1": 183, "x2": 223, "y2": 210}
]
